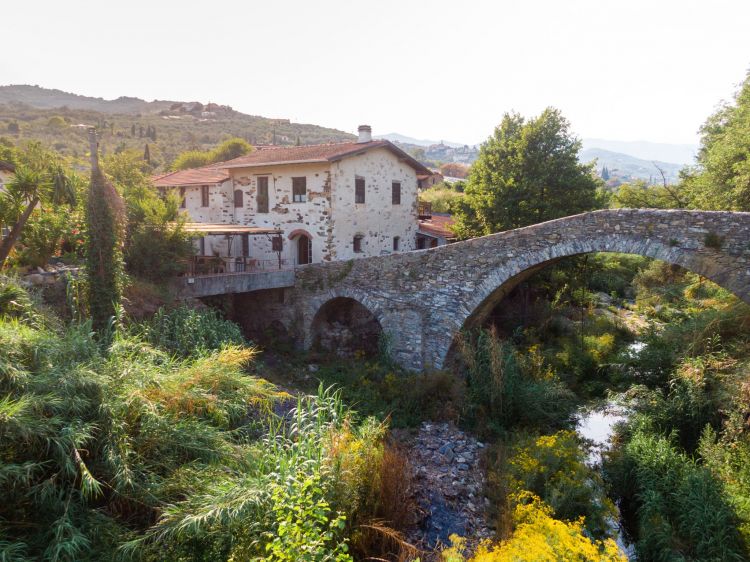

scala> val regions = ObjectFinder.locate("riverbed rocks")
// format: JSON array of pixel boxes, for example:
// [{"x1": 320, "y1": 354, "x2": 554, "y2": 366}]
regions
[{"x1": 400, "y1": 421, "x2": 493, "y2": 553}]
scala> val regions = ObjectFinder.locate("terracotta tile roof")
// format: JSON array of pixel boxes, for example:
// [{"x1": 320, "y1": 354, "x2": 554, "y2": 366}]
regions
[
  {"x1": 418, "y1": 213, "x2": 456, "y2": 239},
  {"x1": 152, "y1": 165, "x2": 229, "y2": 187},
  {"x1": 219, "y1": 140, "x2": 431, "y2": 174}
]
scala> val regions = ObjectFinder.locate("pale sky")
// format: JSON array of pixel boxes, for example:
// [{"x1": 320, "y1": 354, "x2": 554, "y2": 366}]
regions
[{"x1": 3, "y1": 0, "x2": 749, "y2": 146}]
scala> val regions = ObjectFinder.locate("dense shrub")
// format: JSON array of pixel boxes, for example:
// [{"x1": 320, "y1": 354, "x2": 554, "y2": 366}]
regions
[
  {"x1": 443, "y1": 493, "x2": 624, "y2": 561},
  {"x1": 292, "y1": 359, "x2": 465, "y2": 428},
  {"x1": 0, "y1": 280, "x2": 398, "y2": 561},
  {"x1": 458, "y1": 329, "x2": 576, "y2": 437},
  {"x1": 140, "y1": 305, "x2": 246, "y2": 356},
  {"x1": 487, "y1": 431, "x2": 616, "y2": 540},
  {"x1": 604, "y1": 428, "x2": 746, "y2": 561},
  {"x1": 0, "y1": 312, "x2": 280, "y2": 560}
]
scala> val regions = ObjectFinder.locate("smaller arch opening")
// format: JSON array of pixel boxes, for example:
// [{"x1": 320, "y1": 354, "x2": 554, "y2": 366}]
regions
[{"x1": 311, "y1": 297, "x2": 383, "y2": 358}]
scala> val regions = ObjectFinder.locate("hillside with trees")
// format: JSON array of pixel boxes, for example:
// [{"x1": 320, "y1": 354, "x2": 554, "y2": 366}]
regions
[{"x1": 0, "y1": 85, "x2": 354, "y2": 171}]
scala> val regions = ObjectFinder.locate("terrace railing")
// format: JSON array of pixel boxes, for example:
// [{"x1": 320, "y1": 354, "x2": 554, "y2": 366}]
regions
[{"x1": 182, "y1": 256, "x2": 292, "y2": 277}]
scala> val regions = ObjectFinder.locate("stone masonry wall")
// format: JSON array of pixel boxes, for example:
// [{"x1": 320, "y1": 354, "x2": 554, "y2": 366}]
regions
[{"x1": 236, "y1": 209, "x2": 750, "y2": 371}]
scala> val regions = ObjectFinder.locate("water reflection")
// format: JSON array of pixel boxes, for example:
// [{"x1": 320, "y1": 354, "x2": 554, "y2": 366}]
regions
[{"x1": 576, "y1": 403, "x2": 635, "y2": 559}]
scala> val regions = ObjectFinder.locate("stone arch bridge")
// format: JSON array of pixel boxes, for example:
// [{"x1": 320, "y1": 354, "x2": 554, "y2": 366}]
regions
[{"x1": 227, "y1": 209, "x2": 750, "y2": 370}]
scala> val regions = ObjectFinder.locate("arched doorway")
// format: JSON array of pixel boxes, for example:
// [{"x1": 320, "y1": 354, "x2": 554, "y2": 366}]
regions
[
  {"x1": 310, "y1": 297, "x2": 383, "y2": 357},
  {"x1": 295, "y1": 233, "x2": 312, "y2": 265}
]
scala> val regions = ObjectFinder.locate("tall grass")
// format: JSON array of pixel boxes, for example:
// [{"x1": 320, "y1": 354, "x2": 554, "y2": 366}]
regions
[
  {"x1": 457, "y1": 329, "x2": 576, "y2": 437},
  {"x1": 0, "y1": 279, "x2": 404, "y2": 561},
  {"x1": 605, "y1": 428, "x2": 746, "y2": 561},
  {"x1": 138, "y1": 305, "x2": 246, "y2": 357}
]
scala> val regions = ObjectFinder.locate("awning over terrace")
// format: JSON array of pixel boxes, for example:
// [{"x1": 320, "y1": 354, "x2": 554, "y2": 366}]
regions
[
  {"x1": 176, "y1": 223, "x2": 287, "y2": 275},
  {"x1": 177, "y1": 223, "x2": 282, "y2": 236}
]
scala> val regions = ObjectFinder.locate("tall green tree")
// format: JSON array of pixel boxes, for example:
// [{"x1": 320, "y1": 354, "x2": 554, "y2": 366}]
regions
[
  {"x1": 681, "y1": 71, "x2": 750, "y2": 210},
  {"x1": 0, "y1": 144, "x2": 77, "y2": 268},
  {"x1": 171, "y1": 137, "x2": 252, "y2": 170},
  {"x1": 85, "y1": 129, "x2": 125, "y2": 334},
  {"x1": 452, "y1": 108, "x2": 602, "y2": 238}
]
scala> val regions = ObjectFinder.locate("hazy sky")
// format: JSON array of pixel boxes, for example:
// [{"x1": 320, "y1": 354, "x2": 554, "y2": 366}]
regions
[{"x1": 3, "y1": 0, "x2": 749, "y2": 145}]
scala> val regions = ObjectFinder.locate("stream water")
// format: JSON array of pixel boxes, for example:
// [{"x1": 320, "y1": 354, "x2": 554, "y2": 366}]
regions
[
  {"x1": 574, "y1": 341, "x2": 644, "y2": 559},
  {"x1": 576, "y1": 402, "x2": 636, "y2": 559}
]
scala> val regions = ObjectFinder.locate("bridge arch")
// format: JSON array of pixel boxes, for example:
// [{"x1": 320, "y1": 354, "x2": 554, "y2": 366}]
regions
[
  {"x1": 430, "y1": 232, "x2": 750, "y2": 370},
  {"x1": 280, "y1": 210, "x2": 750, "y2": 371},
  {"x1": 306, "y1": 289, "x2": 387, "y2": 357}
]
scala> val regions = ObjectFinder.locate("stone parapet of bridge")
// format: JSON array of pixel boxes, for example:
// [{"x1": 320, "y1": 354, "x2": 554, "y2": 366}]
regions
[{"x1": 231, "y1": 209, "x2": 750, "y2": 371}]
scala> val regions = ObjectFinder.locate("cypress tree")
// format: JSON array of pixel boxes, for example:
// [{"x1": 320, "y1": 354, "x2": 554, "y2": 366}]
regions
[
  {"x1": 131, "y1": 124, "x2": 136, "y2": 137},
  {"x1": 143, "y1": 143, "x2": 151, "y2": 164},
  {"x1": 85, "y1": 128, "x2": 125, "y2": 335}
]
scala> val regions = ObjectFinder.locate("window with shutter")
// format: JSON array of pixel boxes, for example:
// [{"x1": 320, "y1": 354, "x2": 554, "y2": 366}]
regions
[
  {"x1": 353, "y1": 234, "x2": 363, "y2": 253},
  {"x1": 257, "y1": 176, "x2": 269, "y2": 213},
  {"x1": 201, "y1": 185, "x2": 210, "y2": 207},
  {"x1": 392, "y1": 182, "x2": 401, "y2": 205},
  {"x1": 292, "y1": 177, "x2": 307, "y2": 202},
  {"x1": 355, "y1": 177, "x2": 365, "y2": 204},
  {"x1": 234, "y1": 189, "x2": 244, "y2": 208}
]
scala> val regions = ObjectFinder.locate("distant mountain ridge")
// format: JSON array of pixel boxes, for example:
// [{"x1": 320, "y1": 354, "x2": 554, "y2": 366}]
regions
[
  {"x1": 375, "y1": 133, "x2": 468, "y2": 148},
  {"x1": 581, "y1": 138, "x2": 698, "y2": 166},
  {"x1": 0, "y1": 85, "x2": 179, "y2": 114},
  {"x1": 579, "y1": 147, "x2": 684, "y2": 183}
]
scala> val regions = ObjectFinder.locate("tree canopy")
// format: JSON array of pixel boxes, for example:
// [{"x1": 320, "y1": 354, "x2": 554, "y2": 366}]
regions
[
  {"x1": 681, "y1": 71, "x2": 750, "y2": 210},
  {"x1": 452, "y1": 108, "x2": 602, "y2": 238},
  {"x1": 171, "y1": 137, "x2": 253, "y2": 170}
]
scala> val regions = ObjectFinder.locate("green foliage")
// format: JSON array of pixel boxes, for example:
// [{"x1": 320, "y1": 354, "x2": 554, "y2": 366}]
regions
[
  {"x1": 278, "y1": 358, "x2": 465, "y2": 428},
  {"x1": 101, "y1": 150, "x2": 193, "y2": 280},
  {"x1": 0, "y1": 279, "x2": 390, "y2": 561},
  {"x1": 171, "y1": 137, "x2": 252, "y2": 170},
  {"x1": 682, "y1": 70, "x2": 750, "y2": 210},
  {"x1": 604, "y1": 428, "x2": 746, "y2": 560},
  {"x1": 612, "y1": 179, "x2": 688, "y2": 209},
  {"x1": 0, "y1": 143, "x2": 79, "y2": 268},
  {"x1": 0, "y1": 275, "x2": 38, "y2": 323},
  {"x1": 16, "y1": 208, "x2": 69, "y2": 267},
  {"x1": 490, "y1": 431, "x2": 617, "y2": 540},
  {"x1": 419, "y1": 183, "x2": 464, "y2": 213},
  {"x1": 0, "y1": 281, "x2": 283, "y2": 560},
  {"x1": 131, "y1": 387, "x2": 382, "y2": 562},
  {"x1": 457, "y1": 330, "x2": 576, "y2": 437},
  {"x1": 700, "y1": 413, "x2": 750, "y2": 547},
  {"x1": 452, "y1": 108, "x2": 602, "y2": 238},
  {"x1": 263, "y1": 474, "x2": 351, "y2": 561},
  {"x1": 140, "y1": 305, "x2": 246, "y2": 357},
  {"x1": 171, "y1": 149, "x2": 212, "y2": 171},
  {"x1": 84, "y1": 165, "x2": 125, "y2": 334},
  {"x1": 125, "y1": 195, "x2": 193, "y2": 280}
]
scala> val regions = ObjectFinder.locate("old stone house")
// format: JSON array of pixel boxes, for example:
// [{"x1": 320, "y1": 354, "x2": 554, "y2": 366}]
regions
[
  {"x1": 155, "y1": 126, "x2": 430, "y2": 267},
  {"x1": 417, "y1": 170, "x2": 444, "y2": 189}
]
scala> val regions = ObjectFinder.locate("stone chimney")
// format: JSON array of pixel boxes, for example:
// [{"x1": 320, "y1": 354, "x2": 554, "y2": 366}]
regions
[
  {"x1": 357, "y1": 125, "x2": 372, "y2": 143},
  {"x1": 88, "y1": 127, "x2": 99, "y2": 172}
]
